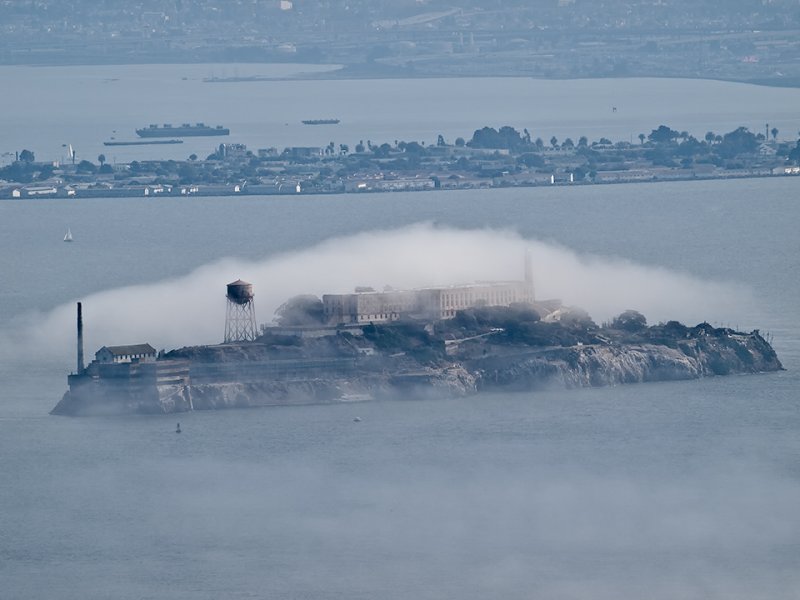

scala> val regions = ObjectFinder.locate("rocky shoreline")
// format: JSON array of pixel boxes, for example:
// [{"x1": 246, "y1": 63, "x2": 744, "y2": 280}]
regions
[{"x1": 53, "y1": 307, "x2": 783, "y2": 416}]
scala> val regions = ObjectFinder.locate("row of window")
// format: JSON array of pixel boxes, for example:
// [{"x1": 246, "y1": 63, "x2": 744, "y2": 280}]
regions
[
  {"x1": 441, "y1": 290, "x2": 520, "y2": 308},
  {"x1": 357, "y1": 313, "x2": 400, "y2": 322},
  {"x1": 111, "y1": 353, "x2": 153, "y2": 362},
  {"x1": 326, "y1": 286, "x2": 528, "y2": 322}
]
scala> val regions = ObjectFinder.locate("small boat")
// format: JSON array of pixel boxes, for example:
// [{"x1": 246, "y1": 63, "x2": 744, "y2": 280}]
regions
[
  {"x1": 104, "y1": 139, "x2": 184, "y2": 146},
  {"x1": 176, "y1": 423, "x2": 181, "y2": 433},
  {"x1": 63, "y1": 228, "x2": 73, "y2": 242}
]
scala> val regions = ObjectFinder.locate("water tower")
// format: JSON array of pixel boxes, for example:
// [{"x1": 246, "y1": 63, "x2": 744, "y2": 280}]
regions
[{"x1": 224, "y1": 279, "x2": 258, "y2": 343}]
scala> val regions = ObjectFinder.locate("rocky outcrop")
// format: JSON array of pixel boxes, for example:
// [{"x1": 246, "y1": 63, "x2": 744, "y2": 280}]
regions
[
  {"x1": 53, "y1": 319, "x2": 782, "y2": 416},
  {"x1": 470, "y1": 331, "x2": 782, "y2": 392},
  {"x1": 52, "y1": 382, "x2": 193, "y2": 416},
  {"x1": 175, "y1": 366, "x2": 478, "y2": 412}
]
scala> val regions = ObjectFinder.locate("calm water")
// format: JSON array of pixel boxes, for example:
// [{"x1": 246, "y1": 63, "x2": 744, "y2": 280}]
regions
[
  {"x1": 1, "y1": 63, "x2": 800, "y2": 164},
  {"x1": 1, "y1": 70, "x2": 800, "y2": 599},
  {"x1": 1, "y1": 177, "x2": 799, "y2": 599}
]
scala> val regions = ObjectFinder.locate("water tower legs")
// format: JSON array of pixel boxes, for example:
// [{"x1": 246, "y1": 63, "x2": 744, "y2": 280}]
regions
[{"x1": 224, "y1": 299, "x2": 258, "y2": 342}]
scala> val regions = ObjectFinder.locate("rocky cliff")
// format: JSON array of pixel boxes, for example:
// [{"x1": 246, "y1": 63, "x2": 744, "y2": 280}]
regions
[
  {"x1": 469, "y1": 332, "x2": 781, "y2": 392},
  {"x1": 53, "y1": 307, "x2": 783, "y2": 416}
]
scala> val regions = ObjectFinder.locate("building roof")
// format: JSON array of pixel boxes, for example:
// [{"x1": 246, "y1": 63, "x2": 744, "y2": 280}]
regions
[
  {"x1": 325, "y1": 280, "x2": 527, "y2": 297},
  {"x1": 100, "y1": 344, "x2": 156, "y2": 356}
]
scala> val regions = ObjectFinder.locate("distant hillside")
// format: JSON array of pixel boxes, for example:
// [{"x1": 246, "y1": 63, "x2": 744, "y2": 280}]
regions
[{"x1": 3, "y1": 1, "x2": 800, "y2": 85}]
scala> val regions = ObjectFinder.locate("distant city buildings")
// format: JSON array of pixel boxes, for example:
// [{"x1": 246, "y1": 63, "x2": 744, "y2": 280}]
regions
[
  {"x1": 2, "y1": 125, "x2": 798, "y2": 200},
  {"x1": 1, "y1": 1, "x2": 799, "y2": 84}
]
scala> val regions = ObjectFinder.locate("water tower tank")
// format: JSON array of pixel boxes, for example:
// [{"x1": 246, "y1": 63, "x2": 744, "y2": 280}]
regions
[{"x1": 227, "y1": 279, "x2": 254, "y2": 305}]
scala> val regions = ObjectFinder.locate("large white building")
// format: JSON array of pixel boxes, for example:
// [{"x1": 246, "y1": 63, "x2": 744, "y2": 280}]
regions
[{"x1": 323, "y1": 255, "x2": 535, "y2": 326}]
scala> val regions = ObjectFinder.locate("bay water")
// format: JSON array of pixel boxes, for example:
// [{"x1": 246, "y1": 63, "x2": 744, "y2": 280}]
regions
[
  {"x1": 1, "y1": 63, "x2": 800, "y2": 164},
  {"x1": 0, "y1": 69, "x2": 799, "y2": 599}
]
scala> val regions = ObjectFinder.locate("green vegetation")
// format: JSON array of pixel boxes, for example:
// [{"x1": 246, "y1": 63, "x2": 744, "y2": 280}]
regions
[
  {"x1": 2, "y1": 123, "x2": 797, "y2": 198},
  {"x1": 273, "y1": 295, "x2": 325, "y2": 327},
  {"x1": 325, "y1": 304, "x2": 767, "y2": 367},
  {"x1": 363, "y1": 321, "x2": 445, "y2": 363}
]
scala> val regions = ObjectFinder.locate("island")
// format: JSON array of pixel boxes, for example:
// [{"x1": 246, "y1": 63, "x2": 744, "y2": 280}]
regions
[
  {"x1": 52, "y1": 278, "x2": 782, "y2": 416},
  {"x1": 3, "y1": 124, "x2": 800, "y2": 200}
]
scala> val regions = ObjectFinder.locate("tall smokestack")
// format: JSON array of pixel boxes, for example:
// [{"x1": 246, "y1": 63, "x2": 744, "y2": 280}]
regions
[{"x1": 77, "y1": 302, "x2": 84, "y2": 373}]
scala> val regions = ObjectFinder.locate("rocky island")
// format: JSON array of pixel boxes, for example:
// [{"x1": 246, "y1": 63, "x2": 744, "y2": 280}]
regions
[{"x1": 53, "y1": 296, "x2": 782, "y2": 417}]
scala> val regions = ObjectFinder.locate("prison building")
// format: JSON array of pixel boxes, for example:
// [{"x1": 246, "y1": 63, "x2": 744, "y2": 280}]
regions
[{"x1": 323, "y1": 281, "x2": 532, "y2": 326}]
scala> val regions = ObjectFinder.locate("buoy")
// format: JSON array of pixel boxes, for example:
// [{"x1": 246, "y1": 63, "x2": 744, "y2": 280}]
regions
[{"x1": 176, "y1": 423, "x2": 181, "y2": 433}]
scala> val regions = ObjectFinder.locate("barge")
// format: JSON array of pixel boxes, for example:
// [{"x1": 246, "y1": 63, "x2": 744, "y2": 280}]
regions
[{"x1": 136, "y1": 123, "x2": 230, "y2": 137}]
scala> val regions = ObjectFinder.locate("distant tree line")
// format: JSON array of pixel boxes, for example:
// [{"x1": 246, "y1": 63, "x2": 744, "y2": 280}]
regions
[{"x1": 3, "y1": 123, "x2": 799, "y2": 188}]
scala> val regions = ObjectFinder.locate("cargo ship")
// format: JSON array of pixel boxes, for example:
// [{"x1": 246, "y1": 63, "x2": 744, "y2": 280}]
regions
[
  {"x1": 301, "y1": 119, "x2": 340, "y2": 125},
  {"x1": 136, "y1": 123, "x2": 230, "y2": 138}
]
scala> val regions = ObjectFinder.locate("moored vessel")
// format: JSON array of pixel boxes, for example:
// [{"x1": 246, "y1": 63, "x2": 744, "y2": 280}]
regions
[
  {"x1": 136, "y1": 123, "x2": 230, "y2": 138},
  {"x1": 301, "y1": 119, "x2": 340, "y2": 125},
  {"x1": 104, "y1": 139, "x2": 184, "y2": 146}
]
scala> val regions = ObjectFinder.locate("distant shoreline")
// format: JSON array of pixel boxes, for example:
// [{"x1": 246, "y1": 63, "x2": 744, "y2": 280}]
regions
[
  {"x1": 2, "y1": 170, "x2": 797, "y2": 202},
  {"x1": 3, "y1": 119, "x2": 797, "y2": 200},
  {"x1": 3, "y1": 60, "x2": 799, "y2": 90}
]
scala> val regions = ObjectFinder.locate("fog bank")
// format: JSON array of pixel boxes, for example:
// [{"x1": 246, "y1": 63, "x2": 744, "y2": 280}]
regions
[{"x1": 1, "y1": 224, "x2": 752, "y2": 362}]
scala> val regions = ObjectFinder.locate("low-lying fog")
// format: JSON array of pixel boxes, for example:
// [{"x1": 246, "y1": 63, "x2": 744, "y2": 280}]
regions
[{"x1": 0, "y1": 223, "x2": 752, "y2": 361}]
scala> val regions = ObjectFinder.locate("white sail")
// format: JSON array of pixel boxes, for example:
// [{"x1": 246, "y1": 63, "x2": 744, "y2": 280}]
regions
[{"x1": 64, "y1": 228, "x2": 73, "y2": 242}]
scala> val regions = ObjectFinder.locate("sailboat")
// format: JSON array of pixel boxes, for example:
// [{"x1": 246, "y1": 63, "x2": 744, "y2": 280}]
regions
[{"x1": 63, "y1": 228, "x2": 73, "y2": 242}]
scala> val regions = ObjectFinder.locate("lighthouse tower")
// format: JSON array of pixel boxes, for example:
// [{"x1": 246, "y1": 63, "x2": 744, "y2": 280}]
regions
[
  {"x1": 524, "y1": 250, "x2": 535, "y2": 302},
  {"x1": 224, "y1": 280, "x2": 258, "y2": 343}
]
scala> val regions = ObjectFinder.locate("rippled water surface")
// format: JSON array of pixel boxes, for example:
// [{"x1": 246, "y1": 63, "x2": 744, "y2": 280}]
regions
[{"x1": 1, "y1": 70, "x2": 799, "y2": 599}]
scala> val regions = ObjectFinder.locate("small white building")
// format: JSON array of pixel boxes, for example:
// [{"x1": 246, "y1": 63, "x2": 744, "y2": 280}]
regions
[
  {"x1": 95, "y1": 344, "x2": 157, "y2": 364},
  {"x1": 773, "y1": 166, "x2": 800, "y2": 175},
  {"x1": 24, "y1": 186, "x2": 58, "y2": 196}
]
